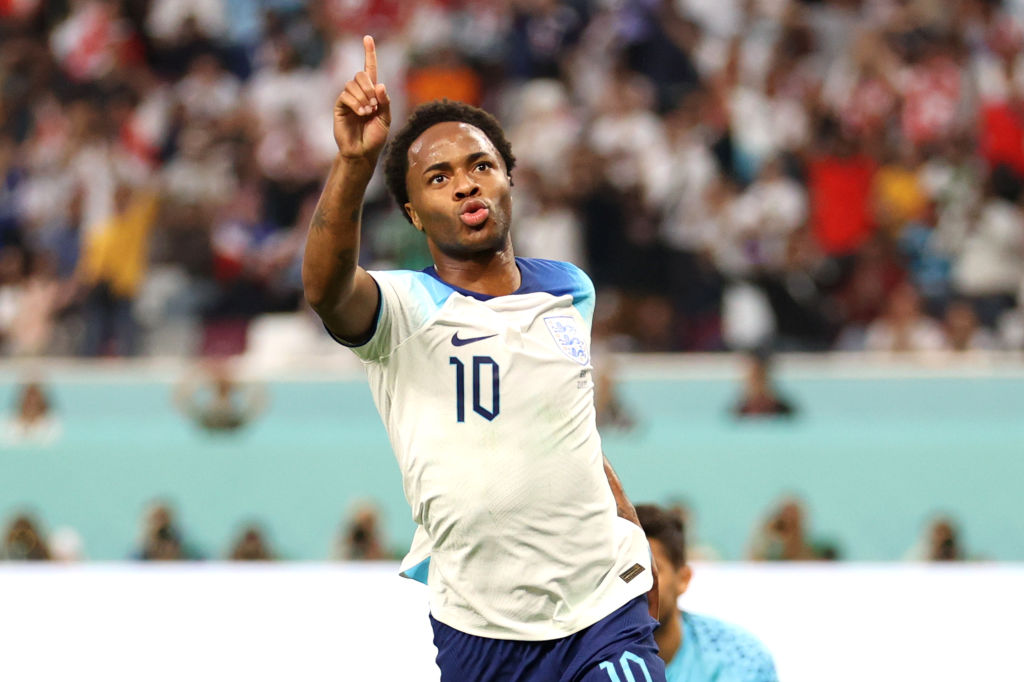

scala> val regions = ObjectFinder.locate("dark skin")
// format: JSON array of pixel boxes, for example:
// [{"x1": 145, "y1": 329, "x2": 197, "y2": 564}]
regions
[
  {"x1": 301, "y1": 36, "x2": 389, "y2": 341},
  {"x1": 302, "y1": 35, "x2": 657, "y2": 620},
  {"x1": 649, "y1": 538, "x2": 694, "y2": 666},
  {"x1": 403, "y1": 120, "x2": 519, "y2": 295}
]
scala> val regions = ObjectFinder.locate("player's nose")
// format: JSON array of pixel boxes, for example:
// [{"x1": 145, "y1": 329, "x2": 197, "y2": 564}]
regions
[{"x1": 452, "y1": 171, "x2": 480, "y2": 200}]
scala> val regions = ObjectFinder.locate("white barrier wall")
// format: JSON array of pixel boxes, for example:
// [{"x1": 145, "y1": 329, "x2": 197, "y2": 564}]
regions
[{"x1": 3, "y1": 563, "x2": 1021, "y2": 682}]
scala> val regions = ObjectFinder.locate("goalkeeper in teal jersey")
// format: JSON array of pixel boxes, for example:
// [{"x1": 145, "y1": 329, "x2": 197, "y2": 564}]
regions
[{"x1": 637, "y1": 505, "x2": 778, "y2": 682}]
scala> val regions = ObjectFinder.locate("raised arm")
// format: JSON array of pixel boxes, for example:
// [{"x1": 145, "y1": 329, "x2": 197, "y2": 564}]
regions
[
  {"x1": 604, "y1": 455, "x2": 660, "y2": 620},
  {"x1": 303, "y1": 36, "x2": 392, "y2": 342}
]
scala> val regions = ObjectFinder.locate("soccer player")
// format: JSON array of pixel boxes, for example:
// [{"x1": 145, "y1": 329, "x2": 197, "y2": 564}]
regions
[
  {"x1": 302, "y1": 36, "x2": 665, "y2": 681},
  {"x1": 636, "y1": 504, "x2": 778, "y2": 682}
]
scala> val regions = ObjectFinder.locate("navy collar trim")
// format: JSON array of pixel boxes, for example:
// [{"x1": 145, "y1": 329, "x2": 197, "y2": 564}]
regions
[{"x1": 421, "y1": 260, "x2": 523, "y2": 301}]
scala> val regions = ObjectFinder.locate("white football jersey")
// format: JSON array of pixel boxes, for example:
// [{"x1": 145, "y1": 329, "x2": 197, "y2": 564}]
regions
[{"x1": 336, "y1": 258, "x2": 652, "y2": 640}]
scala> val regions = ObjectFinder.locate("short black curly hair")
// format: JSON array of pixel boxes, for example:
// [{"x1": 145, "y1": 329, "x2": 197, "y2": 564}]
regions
[
  {"x1": 383, "y1": 99, "x2": 516, "y2": 224},
  {"x1": 636, "y1": 504, "x2": 687, "y2": 568}
]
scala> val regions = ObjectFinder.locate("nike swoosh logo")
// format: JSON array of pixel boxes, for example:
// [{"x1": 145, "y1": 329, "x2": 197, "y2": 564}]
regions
[{"x1": 451, "y1": 332, "x2": 498, "y2": 346}]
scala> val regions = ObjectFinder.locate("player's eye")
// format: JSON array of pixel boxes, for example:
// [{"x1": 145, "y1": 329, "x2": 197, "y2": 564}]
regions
[
  {"x1": 475, "y1": 161, "x2": 492, "y2": 172},
  {"x1": 428, "y1": 174, "x2": 447, "y2": 185}
]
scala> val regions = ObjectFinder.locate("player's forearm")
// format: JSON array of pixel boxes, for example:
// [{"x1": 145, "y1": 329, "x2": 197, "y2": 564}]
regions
[
  {"x1": 302, "y1": 154, "x2": 376, "y2": 313},
  {"x1": 603, "y1": 455, "x2": 641, "y2": 527}
]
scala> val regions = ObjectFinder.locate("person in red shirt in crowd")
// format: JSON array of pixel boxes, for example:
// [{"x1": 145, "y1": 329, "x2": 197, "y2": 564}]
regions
[{"x1": 807, "y1": 125, "x2": 878, "y2": 257}]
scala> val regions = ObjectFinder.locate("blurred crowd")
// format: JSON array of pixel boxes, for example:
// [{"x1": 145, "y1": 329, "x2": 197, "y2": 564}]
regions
[
  {"x1": 3, "y1": 0, "x2": 1024, "y2": 355},
  {"x1": 0, "y1": 496, "x2": 975, "y2": 562},
  {"x1": 0, "y1": 499, "x2": 399, "y2": 561}
]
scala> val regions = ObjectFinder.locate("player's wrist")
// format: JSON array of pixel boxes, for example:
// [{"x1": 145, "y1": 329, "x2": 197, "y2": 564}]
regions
[
  {"x1": 329, "y1": 154, "x2": 379, "y2": 201},
  {"x1": 334, "y1": 150, "x2": 380, "y2": 170}
]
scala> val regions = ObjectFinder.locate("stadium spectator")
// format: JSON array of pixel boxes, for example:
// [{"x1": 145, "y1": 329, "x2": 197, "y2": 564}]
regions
[
  {"x1": 78, "y1": 183, "x2": 161, "y2": 356},
  {"x1": 638, "y1": 503, "x2": 778, "y2": 681},
  {"x1": 173, "y1": 359, "x2": 267, "y2": 433},
  {"x1": 806, "y1": 125, "x2": 877, "y2": 258},
  {"x1": 832, "y1": 236, "x2": 908, "y2": 345},
  {"x1": 950, "y1": 164, "x2": 1024, "y2": 327},
  {"x1": 0, "y1": 135, "x2": 23, "y2": 248},
  {"x1": 0, "y1": 246, "x2": 28, "y2": 346},
  {"x1": 655, "y1": 97, "x2": 726, "y2": 346},
  {"x1": 748, "y1": 497, "x2": 821, "y2": 561},
  {"x1": 332, "y1": 502, "x2": 389, "y2": 561},
  {"x1": 49, "y1": 526, "x2": 86, "y2": 561},
  {"x1": 161, "y1": 123, "x2": 235, "y2": 209},
  {"x1": 731, "y1": 351, "x2": 795, "y2": 418},
  {"x1": 592, "y1": 332, "x2": 636, "y2": 431},
  {"x1": 943, "y1": 299, "x2": 999, "y2": 351},
  {"x1": 8, "y1": 252, "x2": 64, "y2": 356},
  {"x1": 507, "y1": 79, "x2": 581, "y2": 193},
  {"x1": 2, "y1": 513, "x2": 50, "y2": 560},
  {"x1": 175, "y1": 53, "x2": 241, "y2": 124},
  {"x1": 897, "y1": 202, "x2": 954, "y2": 316},
  {"x1": 511, "y1": 168, "x2": 586, "y2": 267},
  {"x1": 145, "y1": 0, "x2": 228, "y2": 50},
  {"x1": 905, "y1": 516, "x2": 968, "y2": 562},
  {"x1": 133, "y1": 501, "x2": 202, "y2": 561},
  {"x1": 49, "y1": 0, "x2": 142, "y2": 83},
  {"x1": 872, "y1": 143, "x2": 929, "y2": 238},
  {"x1": 406, "y1": 47, "x2": 483, "y2": 109},
  {"x1": 863, "y1": 281, "x2": 945, "y2": 352},
  {"x1": 2, "y1": 379, "x2": 61, "y2": 446},
  {"x1": 721, "y1": 157, "x2": 807, "y2": 278},
  {"x1": 228, "y1": 523, "x2": 275, "y2": 561}
]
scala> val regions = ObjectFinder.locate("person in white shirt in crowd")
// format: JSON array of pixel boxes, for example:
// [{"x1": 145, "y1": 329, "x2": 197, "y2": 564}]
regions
[
  {"x1": 2, "y1": 380, "x2": 61, "y2": 446},
  {"x1": 952, "y1": 164, "x2": 1024, "y2": 327},
  {"x1": 864, "y1": 281, "x2": 945, "y2": 352}
]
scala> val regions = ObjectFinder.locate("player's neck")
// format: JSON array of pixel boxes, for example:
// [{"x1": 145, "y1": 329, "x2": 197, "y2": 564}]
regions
[
  {"x1": 655, "y1": 608, "x2": 683, "y2": 665},
  {"x1": 431, "y1": 247, "x2": 521, "y2": 296}
]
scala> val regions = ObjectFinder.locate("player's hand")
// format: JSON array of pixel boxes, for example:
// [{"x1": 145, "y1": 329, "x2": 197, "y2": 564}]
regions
[
  {"x1": 334, "y1": 35, "x2": 391, "y2": 162},
  {"x1": 647, "y1": 548, "x2": 660, "y2": 621}
]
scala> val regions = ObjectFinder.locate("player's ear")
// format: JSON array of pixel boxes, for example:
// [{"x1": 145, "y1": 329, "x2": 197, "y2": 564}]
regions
[
  {"x1": 405, "y1": 203, "x2": 423, "y2": 232},
  {"x1": 676, "y1": 564, "x2": 693, "y2": 596}
]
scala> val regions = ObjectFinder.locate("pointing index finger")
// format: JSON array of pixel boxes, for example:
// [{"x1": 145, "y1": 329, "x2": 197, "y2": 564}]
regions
[{"x1": 363, "y1": 35, "x2": 377, "y2": 84}]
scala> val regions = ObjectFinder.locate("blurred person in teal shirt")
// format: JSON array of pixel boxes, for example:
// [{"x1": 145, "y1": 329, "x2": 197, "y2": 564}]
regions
[{"x1": 637, "y1": 504, "x2": 777, "y2": 682}]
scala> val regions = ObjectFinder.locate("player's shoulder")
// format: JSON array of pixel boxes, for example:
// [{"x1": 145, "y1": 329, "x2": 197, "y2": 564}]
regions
[
  {"x1": 515, "y1": 258, "x2": 595, "y2": 323},
  {"x1": 371, "y1": 261, "x2": 596, "y2": 320},
  {"x1": 515, "y1": 258, "x2": 594, "y2": 297},
  {"x1": 684, "y1": 611, "x2": 778, "y2": 682}
]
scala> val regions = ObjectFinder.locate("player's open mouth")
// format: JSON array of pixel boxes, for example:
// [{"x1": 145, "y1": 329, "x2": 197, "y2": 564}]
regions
[{"x1": 459, "y1": 199, "x2": 490, "y2": 228}]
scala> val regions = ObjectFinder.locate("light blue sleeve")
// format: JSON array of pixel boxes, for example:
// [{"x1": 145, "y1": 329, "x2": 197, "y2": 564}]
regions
[{"x1": 569, "y1": 265, "x2": 596, "y2": 325}]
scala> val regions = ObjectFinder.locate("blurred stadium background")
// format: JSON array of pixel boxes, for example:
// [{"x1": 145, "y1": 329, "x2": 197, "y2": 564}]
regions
[{"x1": 2, "y1": 0, "x2": 1023, "y2": 680}]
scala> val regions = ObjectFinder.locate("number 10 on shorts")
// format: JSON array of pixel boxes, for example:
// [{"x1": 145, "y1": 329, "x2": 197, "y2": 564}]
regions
[{"x1": 599, "y1": 651, "x2": 653, "y2": 682}]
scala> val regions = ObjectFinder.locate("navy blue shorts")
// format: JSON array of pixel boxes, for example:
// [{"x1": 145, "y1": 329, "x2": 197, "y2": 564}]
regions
[{"x1": 430, "y1": 595, "x2": 666, "y2": 682}]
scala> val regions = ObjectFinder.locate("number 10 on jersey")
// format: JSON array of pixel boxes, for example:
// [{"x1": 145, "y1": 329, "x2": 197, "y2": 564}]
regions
[{"x1": 449, "y1": 356, "x2": 500, "y2": 422}]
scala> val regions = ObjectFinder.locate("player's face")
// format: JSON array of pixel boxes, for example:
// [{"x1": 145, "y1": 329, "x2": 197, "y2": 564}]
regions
[
  {"x1": 404, "y1": 121, "x2": 513, "y2": 258},
  {"x1": 650, "y1": 539, "x2": 692, "y2": 627}
]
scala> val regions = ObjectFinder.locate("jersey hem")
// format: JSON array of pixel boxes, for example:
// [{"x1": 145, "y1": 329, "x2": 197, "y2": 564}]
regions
[{"x1": 427, "y1": 585, "x2": 650, "y2": 642}]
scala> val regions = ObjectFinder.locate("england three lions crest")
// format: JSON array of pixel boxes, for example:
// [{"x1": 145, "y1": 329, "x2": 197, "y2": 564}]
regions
[{"x1": 544, "y1": 316, "x2": 590, "y2": 365}]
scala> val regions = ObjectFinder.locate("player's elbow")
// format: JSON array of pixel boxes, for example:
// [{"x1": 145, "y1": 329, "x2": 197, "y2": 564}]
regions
[
  {"x1": 303, "y1": 280, "x2": 329, "y2": 313},
  {"x1": 303, "y1": 266, "x2": 350, "y2": 315},
  {"x1": 304, "y1": 285, "x2": 343, "y2": 317}
]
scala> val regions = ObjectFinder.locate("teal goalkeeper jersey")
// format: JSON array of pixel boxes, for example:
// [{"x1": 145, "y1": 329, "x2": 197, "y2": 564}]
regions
[{"x1": 665, "y1": 612, "x2": 778, "y2": 682}]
